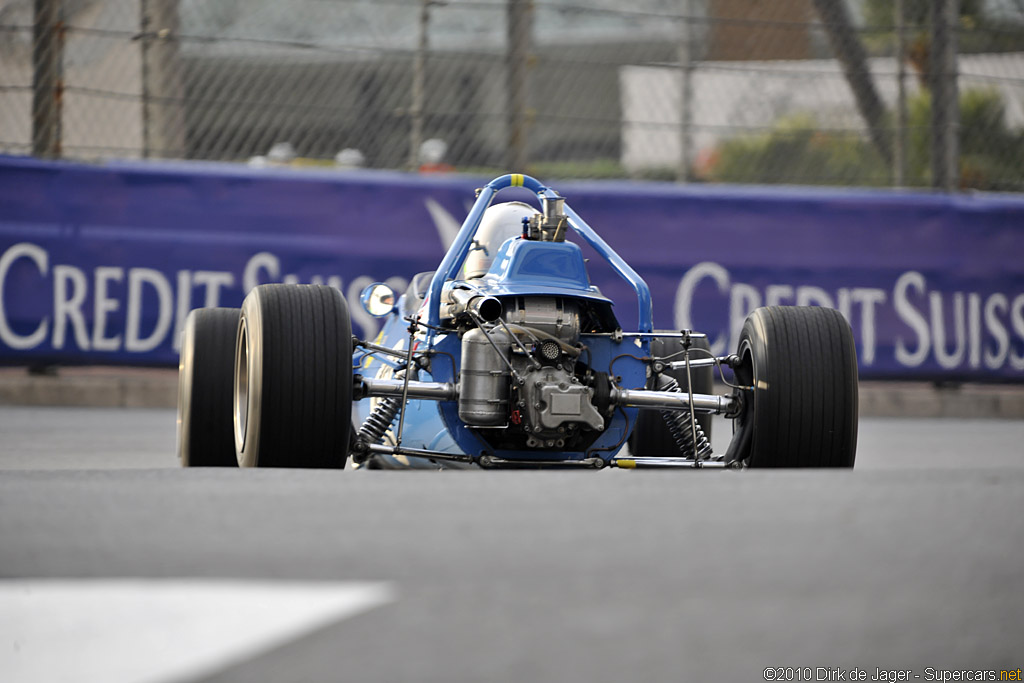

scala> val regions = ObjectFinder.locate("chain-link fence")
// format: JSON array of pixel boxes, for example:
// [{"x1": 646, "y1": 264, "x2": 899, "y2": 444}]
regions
[{"x1": 3, "y1": 0, "x2": 1024, "y2": 190}]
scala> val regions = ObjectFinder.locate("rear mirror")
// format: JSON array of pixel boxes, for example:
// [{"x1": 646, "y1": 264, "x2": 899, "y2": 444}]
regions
[{"x1": 360, "y1": 283, "x2": 397, "y2": 317}]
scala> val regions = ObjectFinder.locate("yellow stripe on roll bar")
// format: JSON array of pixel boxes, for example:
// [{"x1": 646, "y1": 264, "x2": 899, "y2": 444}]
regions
[{"x1": 511, "y1": 173, "x2": 524, "y2": 187}]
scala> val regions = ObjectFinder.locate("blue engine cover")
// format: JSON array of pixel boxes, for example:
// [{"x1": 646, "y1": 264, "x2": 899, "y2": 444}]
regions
[{"x1": 472, "y1": 238, "x2": 612, "y2": 304}]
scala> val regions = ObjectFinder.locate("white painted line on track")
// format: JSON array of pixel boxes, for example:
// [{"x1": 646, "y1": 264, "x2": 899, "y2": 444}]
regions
[{"x1": 0, "y1": 579, "x2": 394, "y2": 683}]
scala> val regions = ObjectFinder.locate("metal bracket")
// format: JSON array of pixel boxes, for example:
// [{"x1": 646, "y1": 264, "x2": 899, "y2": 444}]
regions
[
  {"x1": 478, "y1": 455, "x2": 605, "y2": 469},
  {"x1": 612, "y1": 457, "x2": 741, "y2": 470}
]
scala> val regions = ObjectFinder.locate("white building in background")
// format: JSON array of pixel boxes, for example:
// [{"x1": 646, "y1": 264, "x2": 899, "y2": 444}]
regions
[{"x1": 620, "y1": 53, "x2": 1024, "y2": 174}]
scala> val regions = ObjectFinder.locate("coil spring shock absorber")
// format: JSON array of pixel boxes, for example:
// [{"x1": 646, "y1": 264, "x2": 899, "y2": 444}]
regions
[
  {"x1": 656, "y1": 373, "x2": 712, "y2": 459},
  {"x1": 357, "y1": 395, "x2": 402, "y2": 446},
  {"x1": 352, "y1": 369, "x2": 406, "y2": 465}
]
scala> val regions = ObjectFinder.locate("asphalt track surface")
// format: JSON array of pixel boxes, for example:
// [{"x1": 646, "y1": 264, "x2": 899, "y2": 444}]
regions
[{"x1": 2, "y1": 407, "x2": 1024, "y2": 682}]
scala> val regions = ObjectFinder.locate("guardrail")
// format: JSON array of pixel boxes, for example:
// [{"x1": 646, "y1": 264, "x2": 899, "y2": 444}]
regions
[{"x1": 1, "y1": 155, "x2": 1022, "y2": 382}]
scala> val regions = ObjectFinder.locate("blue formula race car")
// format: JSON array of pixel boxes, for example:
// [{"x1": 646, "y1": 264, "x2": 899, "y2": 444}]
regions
[{"x1": 177, "y1": 174, "x2": 859, "y2": 470}]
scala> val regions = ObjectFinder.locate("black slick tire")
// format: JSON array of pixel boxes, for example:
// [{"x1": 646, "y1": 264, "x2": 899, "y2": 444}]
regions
[
  {"x1": 628, "y1": 334, "x2": 714, "y2": 457},
  {"x1": 234, "y1": 284, "x2": 352, "y2": 468},
  {"x1": 734, "y1": 306, "x2": 858, "y2": 468},
  {"x1": 177, "y1": 307, "x2": 240, "y2": 467}
]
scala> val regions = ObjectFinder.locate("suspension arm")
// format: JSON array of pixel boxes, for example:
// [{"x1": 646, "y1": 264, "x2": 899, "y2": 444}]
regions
[
  {"x1": 357, "y1": 376, "x2": 736, "y2": 414},
  {"x1": 665, "y1": 355, "x2": 739, "y2": 371},
  {"x1": 356, "y1": 376, "x2": 458, "y2": 402},
  {"x1": 354, "y1": 337, "x2": 413, "y2": 360},
  {"x1": 363, "y1": 442, "x2": 475, "y2": 464},
  {"x1": 610, "y1": 388, "x2": 736, "y2": 414}
]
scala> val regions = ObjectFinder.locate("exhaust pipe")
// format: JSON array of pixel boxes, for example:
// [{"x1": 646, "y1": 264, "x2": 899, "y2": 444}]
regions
[{"x1": 449, "y1": 289, "x2": 502, "y2": 322}]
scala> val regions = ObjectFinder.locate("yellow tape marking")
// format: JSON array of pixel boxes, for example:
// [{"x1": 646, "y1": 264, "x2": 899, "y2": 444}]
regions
[
  {"x1": 618, "y1": 459, "x2": 636, "y2": 469},
  {"x1": 511, "y1": 173, "x2": 524, "y2": 187}
]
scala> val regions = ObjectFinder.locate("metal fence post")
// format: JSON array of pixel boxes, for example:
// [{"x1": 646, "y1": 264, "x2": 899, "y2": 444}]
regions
[
  {"x1": 677, "y1": 0, "x2": 693, "y2": 183},
  {"x1": 140, "y1": 0, "x2": 185, "y2": 159},
  {"x1": 141, "y1": 0, "x2": 151, "y2": 158},
  {"x1": 506, "y1": 0, "x2": 532, "y2": 172},
  {"x1": 894, "y1": 0, "x2": 908, "y2": 187},
  {"x1": 930, "y1": 0, "x2": 959, "y2": 191},
  {"x1": 31, "y1": 0, "x2": 63, "y2": 158},
  {"x1": 409, "y1": 0, "x2": 431, "y2": 170}
]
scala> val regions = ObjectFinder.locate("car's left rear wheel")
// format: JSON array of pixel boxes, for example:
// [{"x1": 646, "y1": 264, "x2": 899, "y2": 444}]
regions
[
  {"x1": 177, "y1": 307, "x2": 240, "y2": 467},
  {"x1": 234, "y1": 284, "x2": 353, "y2": 468}
]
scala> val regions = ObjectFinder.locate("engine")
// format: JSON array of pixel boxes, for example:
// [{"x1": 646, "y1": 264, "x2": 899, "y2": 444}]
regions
[{"x1": 456, "y1": 296, "x2": 610, "y2": 451}]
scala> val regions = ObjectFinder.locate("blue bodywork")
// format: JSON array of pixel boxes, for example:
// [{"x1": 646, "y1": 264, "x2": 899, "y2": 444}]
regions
[
  {"x1": 353, "y1": 174, "x2": 656, "y2": 465},
  {"x1": 474, "y1": 239, "x2": 610, "y2": 303}
]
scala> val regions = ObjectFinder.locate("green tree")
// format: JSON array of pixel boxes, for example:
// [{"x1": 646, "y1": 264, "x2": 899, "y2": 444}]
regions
[
  {"x1": 708, "y1": 89, "x2": 1024, "y2": 191},
  {"x1": 709, "y1": 115, "x2": 888, "y2": 186},
  {"x1": 862, "y1": 0, "x2": 1024, "y2": 56},
  {"x1": 908, "y1": 88, "x2": 1024, "y2": 190},
  {"x1": 863, "y1": 0, "x2": 983, "y2": 31}
]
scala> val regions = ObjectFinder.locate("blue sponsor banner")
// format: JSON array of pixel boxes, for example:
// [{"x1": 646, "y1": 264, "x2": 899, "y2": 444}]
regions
[{"x1": 1, "y1": 155, "x2": 1023, "y2": 381}]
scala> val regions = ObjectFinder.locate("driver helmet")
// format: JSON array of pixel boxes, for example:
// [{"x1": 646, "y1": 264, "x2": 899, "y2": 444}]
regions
[{"x1": 463, "y1": 201, "x2": 538, "y2": 279}]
